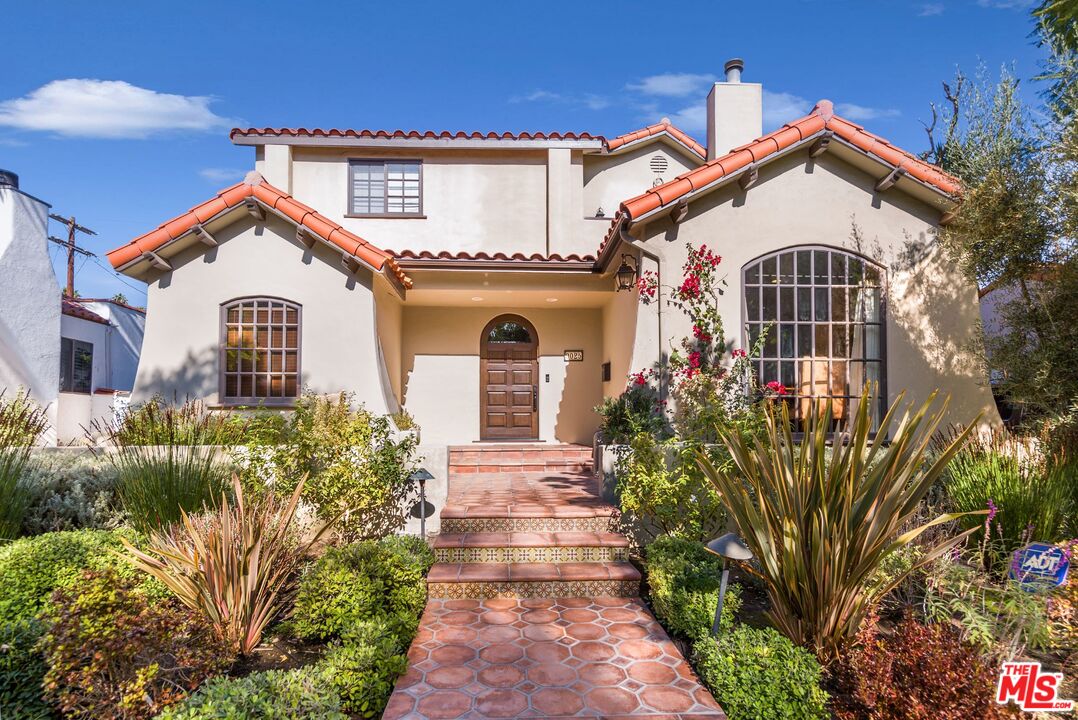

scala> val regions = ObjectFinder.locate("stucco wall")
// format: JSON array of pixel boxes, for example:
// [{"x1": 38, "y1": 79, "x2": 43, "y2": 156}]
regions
[
  {"x1": 80, "y1": 301, "x2": 145, "y2": 391},
  {"x1": 60, "y1": 314, "x2": 110, "y2": 393},
  {"x1": 583, "y1": 144, "x2": 697, "y2": 222},
  {"x1": 133, "y1": 214, "x2": 391, "y2": 414},
  {"x1": 0, "y1": 186, "x2": 60, "y2": 442},
  {"x1": 289, "y1": 148, "x2": 551, "y2": 257},
  {"x1": 625, "y1": 150, "x2": 999, "y2": 429},
  {"x1": 400, "y1": 306, "x2": 603, "y2": 445}
]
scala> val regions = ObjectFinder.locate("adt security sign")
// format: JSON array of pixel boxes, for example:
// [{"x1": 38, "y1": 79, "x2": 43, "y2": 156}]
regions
[{"x1": 1010, "y1": 543, "x2": 1070, "y2": 590}]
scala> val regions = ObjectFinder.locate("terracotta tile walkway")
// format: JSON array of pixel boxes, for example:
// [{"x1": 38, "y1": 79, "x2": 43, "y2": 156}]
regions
[{"x1": 383, "y1": 598, "x2": 726, "y2": 719}]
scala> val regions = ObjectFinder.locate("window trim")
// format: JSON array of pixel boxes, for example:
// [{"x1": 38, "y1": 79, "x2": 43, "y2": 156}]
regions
[
  {"x1": 218, "y1": 296, "x2": 303, "y2": 407},
  {"x1": 346, "y1": 158, "x2": 424, "y2": 218},
  {"x1": 740, "y1": 244, "x2": 888, "y2": 429},
  {"x1": 59, "y1": 336, "x2": 94, "y2": 394}
]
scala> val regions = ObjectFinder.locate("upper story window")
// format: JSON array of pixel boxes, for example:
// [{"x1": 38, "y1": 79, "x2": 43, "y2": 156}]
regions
[
  {"x1": 60, "y1": 337, "x2": 93, "y2": 393},
  {"x1": 348, "y1": 159, "x2": 422, "y2": 216},
  {"x1": 221, "y1": 297, "x2": 300, "y2": 405},
  {"x1": 743, "y1": 247, "x2": 885, "y2": 430}
]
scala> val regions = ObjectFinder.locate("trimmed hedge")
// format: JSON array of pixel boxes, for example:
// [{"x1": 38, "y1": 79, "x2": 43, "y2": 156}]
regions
[
  {"x1": 693, "y1": 625, "x2": 829, "y2": 720},
  {"x1": 647, "y1": 535, "x2": 741, "y2": 638},
  {"x1": 157, "y1": 668, "x2": 346, "y2": 720},
  {"x1": 292, "y1": 535, "x2": 433, "y2": 643}
]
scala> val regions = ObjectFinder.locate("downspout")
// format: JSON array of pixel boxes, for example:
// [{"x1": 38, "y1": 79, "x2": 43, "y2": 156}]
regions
[{"x1": 619, "y1": 222, "x2": 665, "y2": 406}]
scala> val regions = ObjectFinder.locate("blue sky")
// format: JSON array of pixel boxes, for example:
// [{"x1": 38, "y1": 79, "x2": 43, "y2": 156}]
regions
[{"x1": 0, "y1": 0, "x2": 1050, "y2": 304}]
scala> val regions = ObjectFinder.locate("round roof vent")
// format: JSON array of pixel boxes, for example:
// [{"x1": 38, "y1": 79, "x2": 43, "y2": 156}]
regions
[{"x1": 649, "y1": 155, "x2": 669, "y2": 175}]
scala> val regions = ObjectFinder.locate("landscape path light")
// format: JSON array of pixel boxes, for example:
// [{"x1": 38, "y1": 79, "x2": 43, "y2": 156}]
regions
[
  {"x1": 705, "y1": 531, "x2": 753, "y2": 637},
  {"x1": 409, "y1": 467, "x2": 434, "y2": 537}
]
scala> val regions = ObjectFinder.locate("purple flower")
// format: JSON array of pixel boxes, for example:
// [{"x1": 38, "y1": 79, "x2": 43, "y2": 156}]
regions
[{"x1": 986, "y1": 498, "x2": 998, "y2": 525}]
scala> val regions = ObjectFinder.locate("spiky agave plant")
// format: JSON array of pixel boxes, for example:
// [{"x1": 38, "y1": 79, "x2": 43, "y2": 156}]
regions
[
  {"x1": 700, "y1": 386, "x2": 985, "y2": 664},
  {"x1": 121, "y1": 474, "x2": 334, "y2": 654},
  {"x1": 0, "y1": 390, "x2": 50, "y2": 539}
]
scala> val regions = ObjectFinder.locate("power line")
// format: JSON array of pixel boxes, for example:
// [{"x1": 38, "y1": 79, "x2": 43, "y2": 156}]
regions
[{"x1": 47, "y1": 213, "x2": 97, "y2": 298}]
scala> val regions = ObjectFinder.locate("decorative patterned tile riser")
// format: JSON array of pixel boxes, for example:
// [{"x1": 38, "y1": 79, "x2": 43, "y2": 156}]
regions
[
  {"x1": 448, "y1": 462, "x2": 592, "y2": 475},
  {"x1": 440, "y1": 516, "x2": 615, "y2": 533},
  {"x1": 426, "y1": 579, "x2": 640, "y2": 599},
  {"x1": 435, "y1": 546, "x2": 628, "y2": 563}
]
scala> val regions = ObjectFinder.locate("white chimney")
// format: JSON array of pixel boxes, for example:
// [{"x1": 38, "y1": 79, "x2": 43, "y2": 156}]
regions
[{"x1": 706, "y1": 58, "x2": 763, "y2": 161}]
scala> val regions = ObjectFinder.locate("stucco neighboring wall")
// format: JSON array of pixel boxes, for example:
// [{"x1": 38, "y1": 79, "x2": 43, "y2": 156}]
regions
[
  {"x1": 401, "y1": 306, "x2": 603, "y2": 445},
  {"x1": 0, "y1": 185, "x2": 60, "y2": 441},
  {"x1": 79, "y1": 302, "x2": 145, "y2": 391},
  {"x1": 60, "y1": 314, "x2": 110, "y2": 392},
  {"x1": 133, "y1": 214, "x2": 390, "y2": 414},
  {"x1": 628, "y1": 150, "x2": 999, "y2": 428}
]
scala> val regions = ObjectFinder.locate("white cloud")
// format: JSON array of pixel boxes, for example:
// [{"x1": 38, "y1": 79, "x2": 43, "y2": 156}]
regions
[
  {"x1": 918, "y1": 3, "x2": 945, "y2": 15},
  {"x1": 0, "y1": 79, "x2": 236, "y2": 139},
  {"x1": 626, "y1": 73, "x2": 717, "y2": 98},
  {"x1": 199, "y1": 168, "x2": 245, "y2": 184},
  {"x1": 509, "y1": 89, "x2": 610, "y2": 110},
  {"x1": 665, "y1": 104, "x2": 708, "y2": 133},
  {"x1": 835, "y1": 103, "x2": 901, "y2": 121},
  {"x1": 763, "y1": 91, "x2": 812, "y2": 127}
]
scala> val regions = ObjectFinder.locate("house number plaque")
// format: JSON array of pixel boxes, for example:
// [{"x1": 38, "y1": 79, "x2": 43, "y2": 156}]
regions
[{"x1": 564, "y1": 350, "x2": 584, "y2": 362}]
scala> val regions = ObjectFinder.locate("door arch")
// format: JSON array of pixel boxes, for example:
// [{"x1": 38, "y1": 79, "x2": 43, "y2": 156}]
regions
[{"x1": 480, "y1": 314, "x2": 539, "y2": 440}]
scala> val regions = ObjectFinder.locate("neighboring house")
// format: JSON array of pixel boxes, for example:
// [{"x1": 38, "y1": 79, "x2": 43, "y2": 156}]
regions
[
  {"x1": 0, "y1": 170, "x2": 60, "y2": 443},
  {"x1": 0, "y1": 169, "x2": 146, "y2": 444},
  {"x1": 106, "y1": 60, "x2": 1000, "y2": 451},
  {"x1": 57, "y1": 296, "x2": 146, "y2": 442}
]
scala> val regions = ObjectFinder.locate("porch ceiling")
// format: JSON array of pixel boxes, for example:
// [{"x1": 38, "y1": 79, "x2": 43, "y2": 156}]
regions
[{"x1": 403, "y1": 270, "x2": 616, "y2": 308}]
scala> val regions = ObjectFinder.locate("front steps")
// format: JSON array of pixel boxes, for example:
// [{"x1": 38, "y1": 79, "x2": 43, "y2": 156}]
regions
[
  {"x1": 428, "y1": 466, "x2": 640, "y2": 600},
  {"x1": 448, "y1": 443, "x2": 592, "y2": 475}
]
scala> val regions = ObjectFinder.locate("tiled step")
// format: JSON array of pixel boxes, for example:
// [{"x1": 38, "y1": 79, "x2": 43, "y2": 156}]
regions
[
  {"x1": 426, "y1": 561, "x2": 641, "y2": 599},
  {"x1": 440, "y1": 507, "x2": 618, "y2": 534},
  {"x1": 433, "y1": 532, "x2": 629, "y2": 563},
  {"x1": 448, "y1": 444, "x2": 593, "y2": 474}
]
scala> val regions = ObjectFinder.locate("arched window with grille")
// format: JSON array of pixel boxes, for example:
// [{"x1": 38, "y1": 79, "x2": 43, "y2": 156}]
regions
[
  {"x1": 220, "y1": 297, "x2": 301, "y2": 404},
  {"x1": 742, "y1": 247, "x2": 885, "y2": 429}
]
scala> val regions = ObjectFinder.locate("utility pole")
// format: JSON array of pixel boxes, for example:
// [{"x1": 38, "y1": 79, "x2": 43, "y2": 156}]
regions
[{"x1": 48, "y1": 213, "x2": 96, "y2": 298}]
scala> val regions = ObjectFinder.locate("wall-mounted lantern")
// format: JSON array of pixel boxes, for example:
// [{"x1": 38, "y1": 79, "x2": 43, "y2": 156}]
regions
[{"x1": 615, "y1": 254, "x2": 638, "y2": 292}]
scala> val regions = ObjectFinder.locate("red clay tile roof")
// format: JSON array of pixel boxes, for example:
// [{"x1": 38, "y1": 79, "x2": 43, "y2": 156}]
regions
[
  {"x1": 61, "y1": 297, "x2": 109, "y2": 325},
  {"x1": 605, "y1": 120, "x2": 706, "y2": 159},
  {"x1": 231, "y1": 128, "x2": 601, "y2": 142},
  {"x1": 619, "y1": 100, "x2": 960, "y2": 221},
  {"x1": 391, "y1": 249, "x2": 596, "y2": 263},
  {"x1": 106, "y1": 174, "x2": 411, "y2": 289}
]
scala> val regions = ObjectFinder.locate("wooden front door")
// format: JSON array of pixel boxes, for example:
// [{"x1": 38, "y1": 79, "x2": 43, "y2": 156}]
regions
[{"x1": 481, "y1": 315, "x2": 539, "y2": 440}]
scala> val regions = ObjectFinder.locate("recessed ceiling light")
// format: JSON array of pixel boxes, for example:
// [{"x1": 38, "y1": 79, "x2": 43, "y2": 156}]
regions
[
  {"x1": 545, "y1": 297, "x2": 559, "y2": 303},
  {"x1": 471, "y1": 296, "x2": 483, "y2": 301}
]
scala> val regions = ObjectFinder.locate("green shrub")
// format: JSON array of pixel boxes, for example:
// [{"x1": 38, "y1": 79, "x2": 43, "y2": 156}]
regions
[
  {"x1": 0, "y1": 528, "x2": 159, "y2": 624},
  {"x1": 595, "y1": 385, "x2": 668, "y2": 444},
  {"x1": 0, "y1": 390, "x2": 50, "y2": 539},
  {"x1": 318, "y1": 620, "x2": 408, "y2": 718},
  {"x1": 238, "y1": 392, "x2": 419, "y2": 542},
  {"x1": 20, "y1": 451, "x2": 125, "y2": 535},
  {"x1": 0, "y1": 617, "x2": 51, "y2": 720},
  {"x1": 293, "y1": 535, "x2": 433, "y2": 643},
  {"x1": 945, "y1": 432, "x2": 1077, "y2": 568},
  {"x1": 615, "y1": 434, "x2": 727, "y2": 543},
  {"x1": 693, "y1": 625, "x2": 829, "y2": 720},
  {"x1": 647, "y1": 536, "x2": 741, "y2": 639},
  {"x1": 41, "y1": 570, "x2": 231, "y2": 720},
  {"x1": 158, "y1": 668, "x2": 346, "y2": 720}
]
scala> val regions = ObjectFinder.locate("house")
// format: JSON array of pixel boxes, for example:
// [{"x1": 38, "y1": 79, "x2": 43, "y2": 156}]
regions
[
  {"x1": 106, "y1": 60, "x2": 999, "y2": 464},
  {"x1": 0, "y1": 169, "x2": 60, "y2": 443},
  {"x1": 57, "y1": 296, "x2": 145, "y2": 442},
  {"x1": 0, "y1": 169, "x2": 146, "y2": 444}
]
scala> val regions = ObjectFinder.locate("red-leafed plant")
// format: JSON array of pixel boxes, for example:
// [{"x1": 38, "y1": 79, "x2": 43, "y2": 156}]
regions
[
  {"x1": 41, "y1": 570, "x2": 231, "y2": 720},
  {"x1": 829, "y1": 615, "x2": 1020, "y2": 720}
]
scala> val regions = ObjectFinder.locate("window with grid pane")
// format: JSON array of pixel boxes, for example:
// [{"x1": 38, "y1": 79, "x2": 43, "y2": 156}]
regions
[
  {"x1": 743, "y1": 248, "x2": 884, "y2": 430},
  {"x1": 349, "y1": 160, "x2": 421, "y2": 215},
  {"x1": 221, "y1": 298, "x2": 300, "y2": 403}
]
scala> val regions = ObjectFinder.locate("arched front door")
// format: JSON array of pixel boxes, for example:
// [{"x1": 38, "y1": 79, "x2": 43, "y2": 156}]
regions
[{"x1": 480, "y1": 314, "x2": 539, "y2": 440}]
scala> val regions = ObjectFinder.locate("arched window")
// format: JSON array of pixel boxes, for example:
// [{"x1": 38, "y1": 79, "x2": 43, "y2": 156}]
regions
[
  {"x1": 743, "y1": 247, "x2": 884, "y2": 429},
  {"x1": 221, "y1": 297, "x2": 301, "y2": 404}
]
